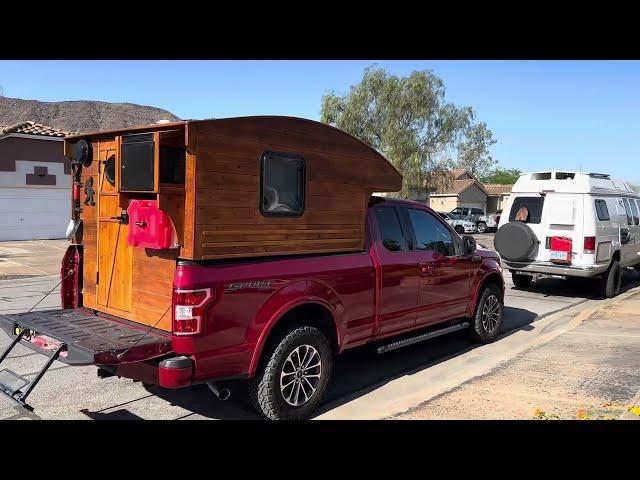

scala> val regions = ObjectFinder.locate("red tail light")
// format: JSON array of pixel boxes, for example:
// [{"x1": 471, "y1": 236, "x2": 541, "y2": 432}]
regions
[
  {"x1": 583, "y1": 236, "x2": 596, "y2": 254},
  {"x1": 172, "y1": 288, "x2": 214, "y2": 336}
]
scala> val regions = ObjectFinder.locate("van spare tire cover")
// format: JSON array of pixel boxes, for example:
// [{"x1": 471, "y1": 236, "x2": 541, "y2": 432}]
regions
[{"x1": 494, "y1": 222, "x2": 538, "y2": 261}]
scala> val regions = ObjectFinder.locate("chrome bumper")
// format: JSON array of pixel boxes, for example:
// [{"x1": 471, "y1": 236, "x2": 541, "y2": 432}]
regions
[{"x1": 502, "y1": 260, "x2": 609, "y2": 278}]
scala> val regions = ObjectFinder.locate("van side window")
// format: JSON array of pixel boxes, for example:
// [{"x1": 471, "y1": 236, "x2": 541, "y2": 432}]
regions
[
  {"x1": 629, "y1": 198, "x2": 639, "y2": 225},
  {"x1": 375, "y1": 207, "x2": 407, "y2": 252},
  {"x1": 260, "y1": 151, "x2": 305, "y2": 217},
  {"x1": 622, "y1": 198, "x2": 633, "y2": 226},
  {"x1": 594, "y1": 200, "x2": 610, "y2": 221},
  {"x1": 509, "y1": 197, "x2": 544, "y2": 224}
]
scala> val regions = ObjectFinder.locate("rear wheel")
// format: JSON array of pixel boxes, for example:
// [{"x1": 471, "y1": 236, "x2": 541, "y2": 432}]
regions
[
  {"x1": 249, "y1": 325, "x2": 333, "y2": 420},
  {"x1": 469, "y1": 283, "x2": 504, "y2": 343},
  {"x1": 600, "y1": 260, "x2": 622, "y2": 298},
  {"x1": 512, "y1": 272, "x2": 533, "y2": 288},
  {"x1": 454, "y1": 225, "x2": 465, "y2": 234},
  {"x1": 477, "y1": 222, "x2": 487, "y2": 233}
]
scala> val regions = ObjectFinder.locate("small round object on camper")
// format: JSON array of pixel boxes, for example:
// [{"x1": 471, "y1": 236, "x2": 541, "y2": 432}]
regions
[
  {"x1": 494, "y1": 221, "x2": 538, "y2": 261},
  {"x1": 72, "y1": 139, "x2": 92, "y2": 167}
]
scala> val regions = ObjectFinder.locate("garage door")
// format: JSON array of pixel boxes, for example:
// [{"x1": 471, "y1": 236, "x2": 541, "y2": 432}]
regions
[{"x1": 0, "y1": 188, "x2": 69, "y2": 241}]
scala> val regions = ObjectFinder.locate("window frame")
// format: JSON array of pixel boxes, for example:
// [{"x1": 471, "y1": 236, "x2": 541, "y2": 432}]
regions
[
  {"x1": 594, "y1": 199, "x2": 610, "y2": 221},
  {"x1": 259, "y1": 150, "x2": 306, "y2": 218}
]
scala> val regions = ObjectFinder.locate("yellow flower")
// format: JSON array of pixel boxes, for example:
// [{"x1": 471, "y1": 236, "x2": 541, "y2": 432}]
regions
[{"x1": 628, "y1": 406, "x2": 640, "y2": 417}]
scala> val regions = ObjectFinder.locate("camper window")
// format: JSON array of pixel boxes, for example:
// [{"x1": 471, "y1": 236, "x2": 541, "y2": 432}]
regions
[
  {"x1": 595, "y1": 199, "x2": 610, "y2": 221},
  {"x1": 623, "y1": 198, "x2": 634, "y2": 226},
  {"x1": 627, "y1": 198, "x2": 639, "y2": 225},
  {"x1": 261, "y1": 151, "x2": 305, "y2": 217},
  {"x1": 509, "y1": 197, "x2": 544, "y2": 224}
]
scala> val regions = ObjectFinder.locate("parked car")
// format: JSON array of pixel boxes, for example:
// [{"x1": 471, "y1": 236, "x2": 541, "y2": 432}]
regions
[
  {"x1": 437, "y1": 211, "x2": 477, "y2": 234},
  {"x1": 495, "y1": 171, "x2": 640, "y2": 297},
  {"x1": 477, "y1": 210, "x2": 502, "y2": 233},
  {"x1": 1, "y1": 197, "x2": 504, "y2": 420},
  {"x1": 450, "y1": 206, "x2": 486, "y2": 229}
]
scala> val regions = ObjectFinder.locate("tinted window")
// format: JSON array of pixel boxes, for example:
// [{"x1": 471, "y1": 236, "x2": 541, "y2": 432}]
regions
[
  {"x1": 623, "y1": 198, "x2": 633, "y2": 226},
  {"x1": 120, "y1": 134, "x2": 155, "y2": 191},
  {"x1": 595, "y1": 199, "x2": 610, "y2": 221},
  {"x1": 261, "y1": 151, "x2": 305, "y2": 217},
  {"x1": 509, "y1": 197, "x2": 544, "y2": 224},
  {"x1": 407, "y1": 209, "x2": 456, "y2": 256},
  {"x1": 629, "y1": 198, "x2": 639, "y2": 225},
  {"x1": 375, "y1": 207, "x2": 406, "y2": 252},
  {"x1": 471, "y1": 208, "x2": 484, "y2": 215}
]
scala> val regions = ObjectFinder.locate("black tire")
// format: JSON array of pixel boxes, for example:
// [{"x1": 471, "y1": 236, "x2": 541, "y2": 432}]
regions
[
  {"x1": 494, "y1": 221, "x2": 538, "y2": 261},
  {"x1": 512, "y1": 272, "x2": 533, "y2": 288},
  {"x1": 454, "y1": 225, "x2": 465, "y2": 234},
  {"x1": 469, "y1": 283, "x2": 504, "y2": 343},
  {"x1": 477, "y1": 222, "x2": 487, "y2": 233},
  {"x1": 249, "y1": 325, "x2": 333, "y2": 420},
  {"x1": 599, "y1": 260, "x2": 622, "y2": 298}
]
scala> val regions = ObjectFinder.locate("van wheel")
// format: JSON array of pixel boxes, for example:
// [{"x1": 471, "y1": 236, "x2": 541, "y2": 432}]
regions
[
  {"x1": 600, "y1": 260, "x2": 622, "y2": 298},
  {"x1": 249, "y1": 326, "x2": 333, "y2": 420},
  {"x1": 469, "y1": 283, "x2": 504, "y2": 343},
  {"x1": 512, "y1": 272, "x2": 533, "y2": 288},
  {"x1": 477, "y1": 222, "x2": 487, "y2": 233}
]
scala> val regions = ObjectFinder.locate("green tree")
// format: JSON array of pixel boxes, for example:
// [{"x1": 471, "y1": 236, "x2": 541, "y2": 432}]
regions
[
  {"x1": 479, "y1": 167, "x2": 522, "y2": 184},
  {"x1": 321, "y1": 66, "x2": 474, "y2": 196},
  {"x1": 456, "y1": 122, "x2": 497, "y2": 177}
]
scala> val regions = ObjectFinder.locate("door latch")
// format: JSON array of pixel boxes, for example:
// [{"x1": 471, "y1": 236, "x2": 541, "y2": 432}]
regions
[{"x1": 110, "y1": 211, "x2": 129, "y2": 225}]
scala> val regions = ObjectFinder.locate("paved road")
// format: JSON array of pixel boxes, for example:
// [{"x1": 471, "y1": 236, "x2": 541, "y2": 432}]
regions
[{"x1": 1, "y1": 234, "x2": 638, "y2": 419}]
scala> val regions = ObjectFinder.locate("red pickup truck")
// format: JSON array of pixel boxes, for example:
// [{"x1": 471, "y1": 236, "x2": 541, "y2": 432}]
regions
[{"x1": 0, "y1": 197, "x2": 504, "y2": 419}]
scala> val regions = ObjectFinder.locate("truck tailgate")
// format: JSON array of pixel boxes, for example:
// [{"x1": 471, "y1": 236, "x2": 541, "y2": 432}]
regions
[{"x1": 0, "y1": 308, "x2": 173, "y2": 366}]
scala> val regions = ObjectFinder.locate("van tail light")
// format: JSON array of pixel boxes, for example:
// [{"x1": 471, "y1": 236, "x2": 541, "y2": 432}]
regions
[
  {"x1": 549, "y1": 236, "x2": 572, "y2": 264},
  {"x1": 583, "y1": 236, "x2": 596, "y2": 254},
  {"x1": 61, "y1": 245, "x2": 81, "y2": 309},
  {"x1": 172, "y1": 288, "x2": 214, "y2": 336}
]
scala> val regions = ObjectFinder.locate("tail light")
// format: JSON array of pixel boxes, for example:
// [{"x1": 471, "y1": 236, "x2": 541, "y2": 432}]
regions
[
  {"x1": 172, "y1": 288, "x2": 214, "y2": 336},
  {"x1": 61, "y1": 245, "x2": 81, "y2": 309},
  {"x1": 583, "y1": 236, "x2": 596, "y2": 254}
]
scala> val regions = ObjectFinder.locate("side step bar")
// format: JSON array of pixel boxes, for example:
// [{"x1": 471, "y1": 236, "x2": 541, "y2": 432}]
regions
[
  {"x1": 377, "y1": 322, "x2": 469, "y2": 354},
  {"x1": 0, "y1": 329, "x2": 66, "y2": 411}
]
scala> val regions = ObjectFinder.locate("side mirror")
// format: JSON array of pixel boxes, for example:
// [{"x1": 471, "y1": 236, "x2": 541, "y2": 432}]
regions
[
  {"x1": 463, "y1": 235, "x2": 477, "y2": 255},
  {"x1": 383, "y1": 239, "x2": 403, "y2": 251}
]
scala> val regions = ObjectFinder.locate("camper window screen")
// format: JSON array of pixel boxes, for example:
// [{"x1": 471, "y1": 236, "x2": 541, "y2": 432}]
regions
[
  {"x1": 120, "y1": 133, "x2": 155, "y2": 191},
  {"x1": 261, "y1": 151, "x2": 305, "y2": 216}
]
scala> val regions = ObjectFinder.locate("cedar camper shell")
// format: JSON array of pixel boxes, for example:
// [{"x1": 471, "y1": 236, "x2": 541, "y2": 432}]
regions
[{"x1": 64, "y1": 116, "x2": 402, "y2": 330}]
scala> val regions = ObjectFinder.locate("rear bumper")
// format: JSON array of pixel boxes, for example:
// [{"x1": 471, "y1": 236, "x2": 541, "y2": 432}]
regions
[{"x1": 503, "y1": 260, "x2": 609, "y2": 278}]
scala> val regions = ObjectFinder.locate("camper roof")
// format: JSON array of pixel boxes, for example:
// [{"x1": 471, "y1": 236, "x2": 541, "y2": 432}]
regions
[{"x1": 512, "y1": 171, "x2": 638, "y2": 196}]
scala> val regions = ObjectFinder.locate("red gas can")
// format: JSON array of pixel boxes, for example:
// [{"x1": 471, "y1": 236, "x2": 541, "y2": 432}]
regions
[{"x1": 127, "y1": 200, "x2": 176, "y2": 249}]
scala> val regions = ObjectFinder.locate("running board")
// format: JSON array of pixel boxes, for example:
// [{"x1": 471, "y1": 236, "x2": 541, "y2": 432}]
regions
[
  {"x1": 0, "y1": 329, "x2": 66, "y2": 411},
  {"x1": 377, "y1": 322, "x2": 469, "y2": 354}
]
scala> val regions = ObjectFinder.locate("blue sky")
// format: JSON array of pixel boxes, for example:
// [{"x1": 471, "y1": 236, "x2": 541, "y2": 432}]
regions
[{"x1": 1, "y1": 60, "x2": 639, "y2": 182}]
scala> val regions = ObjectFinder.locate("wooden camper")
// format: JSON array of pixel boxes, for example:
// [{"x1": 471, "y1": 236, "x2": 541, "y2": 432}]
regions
[{"x1": 64, "y1": 116, "x2": 402, "y2": 330}]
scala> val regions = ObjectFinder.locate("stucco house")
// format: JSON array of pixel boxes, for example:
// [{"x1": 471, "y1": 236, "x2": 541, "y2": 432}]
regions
[
  {"x1": 428, "y1": 169, "x2": 512, "y2": 214},
  {"x1": 0, "y1": 121, "x2": 76, "y2": 241}
]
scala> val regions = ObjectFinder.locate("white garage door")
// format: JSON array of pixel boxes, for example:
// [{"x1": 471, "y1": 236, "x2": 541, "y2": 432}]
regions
[{"x1": 0, "y1": 188, "x2": 69, "y2": 241}]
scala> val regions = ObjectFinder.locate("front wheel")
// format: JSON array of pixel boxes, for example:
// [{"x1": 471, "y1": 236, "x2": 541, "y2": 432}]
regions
[
  {"x1": 469, "y1": 283, "x2": 504, "y2": 343},
  {"x1": 476, "y1": 222, "x2": 487, "y2": 233},
  {"x1": 249, "y1": 326, "x2": 333, "y2": 420}
]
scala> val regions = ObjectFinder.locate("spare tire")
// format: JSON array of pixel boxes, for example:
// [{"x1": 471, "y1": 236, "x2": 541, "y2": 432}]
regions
[{"x1": 494, "y1": 222, "x2": 538, "y2": 261}]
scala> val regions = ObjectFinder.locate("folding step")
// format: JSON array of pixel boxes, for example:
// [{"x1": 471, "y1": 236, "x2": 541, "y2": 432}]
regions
[
  {"x1": 0, "y1": 329, "x2": 66, "y2": 411},
  {"x1": 377, "y1": 322, "x2": 470, "y2": 354}
]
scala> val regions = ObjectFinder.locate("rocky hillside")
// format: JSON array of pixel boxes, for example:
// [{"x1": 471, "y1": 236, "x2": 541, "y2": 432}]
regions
[{"x1": 0, "y1": 96, "x2": 181, "y2": 133}]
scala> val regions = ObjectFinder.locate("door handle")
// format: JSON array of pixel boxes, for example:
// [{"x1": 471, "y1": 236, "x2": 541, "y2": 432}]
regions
[{"x1": 418, "y1": 262, "x2": 435, "y2": 275}]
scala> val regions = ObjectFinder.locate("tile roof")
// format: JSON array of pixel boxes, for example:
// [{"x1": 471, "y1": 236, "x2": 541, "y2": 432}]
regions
[
  {"x1": 450, "y1": 168, "x2": 474, "y2": 180},
  {"x1": 484, "y1": 184, "x2": 513, "y2": 195},
  {"x1": 0, "y1": 121, "x2": 76, "y2": 138},
  {"x1": 434, "y1": 179, "x2": 482, "y2": 195}
]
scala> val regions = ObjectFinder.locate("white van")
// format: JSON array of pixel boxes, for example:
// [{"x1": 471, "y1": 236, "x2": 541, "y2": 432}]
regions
[{"x1": 495, "y1": 171, "x2": 640, "y2": 297}]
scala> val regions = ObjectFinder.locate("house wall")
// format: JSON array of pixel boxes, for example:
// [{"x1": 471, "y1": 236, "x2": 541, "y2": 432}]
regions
[
  {"x1": 429, "y1": 195, "x2": 458, "y2": 212},
  {"x1": 458, "y1": 183, "x2": 488, "y2": 205}
]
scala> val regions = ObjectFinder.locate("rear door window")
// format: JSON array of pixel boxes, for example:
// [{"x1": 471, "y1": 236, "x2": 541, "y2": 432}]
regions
[
  {"x1": 623, "y1": 198, "x2": 634, "y2": 226},
  {"x1": 594, "y1": 199, "x2": 610, "y2": 221},
  {"x1": 509, "y1": 197, "x2": 545, "y2": 224},
  {"x1": 375, "y1": 206, "x2": 408, "y2": 252}
]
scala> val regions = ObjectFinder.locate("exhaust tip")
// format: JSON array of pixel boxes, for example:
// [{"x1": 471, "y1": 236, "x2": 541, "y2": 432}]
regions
[{"x1": 207, "y1": 382, "x2": 231, "y2": 401}]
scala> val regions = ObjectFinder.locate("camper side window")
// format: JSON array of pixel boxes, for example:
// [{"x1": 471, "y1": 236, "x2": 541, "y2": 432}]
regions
[
  {"x1": 594, "y1": 200, "x2": 610, "y2": 221},
  {"x1": 628, "y1": 198, "x2": 639, "y2": 225},
  {"x1": 622, "y1": 198, "x2": 634, "y2": 226},
  {"x1": 261, "y1": 151, "x2": 305, "y2": 217}
]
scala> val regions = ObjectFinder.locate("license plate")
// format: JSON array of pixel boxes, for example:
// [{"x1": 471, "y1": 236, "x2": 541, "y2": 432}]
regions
[{"x1": 550, "y1": 250, "x2": 570, "y2": 261}]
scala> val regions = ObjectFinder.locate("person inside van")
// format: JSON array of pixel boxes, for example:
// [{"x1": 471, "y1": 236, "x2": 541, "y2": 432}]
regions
[{"x1": 515, "y1": 205, "x2": 530, "y2": 222}]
